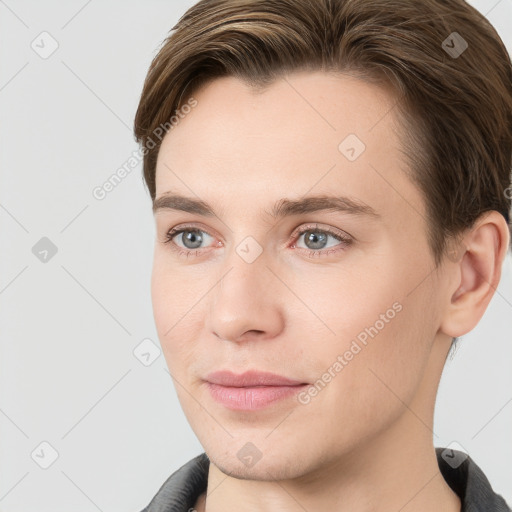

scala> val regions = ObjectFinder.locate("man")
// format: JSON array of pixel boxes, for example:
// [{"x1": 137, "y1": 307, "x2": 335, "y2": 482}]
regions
[{"x1": 133, "y1": 0, "x2": 512, "y2": 510}]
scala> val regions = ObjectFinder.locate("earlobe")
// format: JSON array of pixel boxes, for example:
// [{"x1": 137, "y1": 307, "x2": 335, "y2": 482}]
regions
[{"x1": 439, "y1": 211, "x2": 510, "y2": 339}]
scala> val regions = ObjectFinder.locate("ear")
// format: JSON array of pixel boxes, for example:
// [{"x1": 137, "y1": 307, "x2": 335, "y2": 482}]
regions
[{"x1": 439, "y1": 211, "x2": 510, "y2": 338}]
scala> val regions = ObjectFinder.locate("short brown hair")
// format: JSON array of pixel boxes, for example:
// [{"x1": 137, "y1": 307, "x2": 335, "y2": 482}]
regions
[{"x1": 134, "y1": 0, "x2": 512, "y2": 266}]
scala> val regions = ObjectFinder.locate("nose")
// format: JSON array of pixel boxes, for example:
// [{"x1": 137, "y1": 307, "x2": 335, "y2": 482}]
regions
[{"x1": 206, "y1": 247, "x2": 285, "y2": 344}]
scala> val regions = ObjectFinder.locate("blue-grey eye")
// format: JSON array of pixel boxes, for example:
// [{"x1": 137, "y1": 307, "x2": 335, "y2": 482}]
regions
[
  {"x1": 303, "y1": 230, "x2": 328, "y2": 250},
  {"x1": 297, "y1": 229, "x2": 343, "y2": 251},
  {"x1": 176, "y1": 229, "x2": 212, "y2": 249}
]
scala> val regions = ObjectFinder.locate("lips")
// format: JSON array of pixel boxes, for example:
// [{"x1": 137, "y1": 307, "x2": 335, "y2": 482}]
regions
[
  {"x1": 203, "y1": 370, "x2": 310, "y2": 410},
  {"x1": 204, "y1": 370, "x2": 307, "y2": 387}
]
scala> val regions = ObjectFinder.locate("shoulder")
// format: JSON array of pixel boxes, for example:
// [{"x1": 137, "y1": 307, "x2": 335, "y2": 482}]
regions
[
  {"x1": 435, "y1": 447, "x2": 511, "y2": 511},
  {"x1": 140, "y1": 452, "x2": 210, "y2": 512}
]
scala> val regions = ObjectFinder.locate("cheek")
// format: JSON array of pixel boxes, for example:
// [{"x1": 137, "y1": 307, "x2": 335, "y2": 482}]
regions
[
  {"x1": 150, "y1": 252, "x2": 207, "y2": 372},
  {"x1": 291, "y1": 262, "x2": 434, "y2": 415},
  {"x1": 288, "y1": 263, "x2": 402, "y2": 350},
  {"x1": 322, "y1": 301, "x2": 433, "y2": 448}
]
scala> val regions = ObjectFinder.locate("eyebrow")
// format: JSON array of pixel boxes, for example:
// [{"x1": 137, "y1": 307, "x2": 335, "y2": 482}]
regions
[{"x1": 153, "y1": 192, "x2": 380, "y2": 220}]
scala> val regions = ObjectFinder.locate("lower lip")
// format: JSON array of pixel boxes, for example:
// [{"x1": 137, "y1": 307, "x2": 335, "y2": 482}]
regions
[{"x1": 205, "y1": 382, "x2": 309, "y2": 411}]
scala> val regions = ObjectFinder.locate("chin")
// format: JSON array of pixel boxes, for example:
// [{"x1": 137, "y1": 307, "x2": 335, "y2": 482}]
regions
[{"x1": 206, "y1": 444, "x2": 313, "y2": 481}]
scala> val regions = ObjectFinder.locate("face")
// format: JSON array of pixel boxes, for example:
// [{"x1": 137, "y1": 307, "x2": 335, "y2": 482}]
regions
[{"x1": 151, "y1": 71, "x2": 450, "y2": 480}]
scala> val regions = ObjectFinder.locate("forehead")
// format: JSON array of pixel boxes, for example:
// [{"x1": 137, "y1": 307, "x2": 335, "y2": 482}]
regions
[
  {"x1": 159, "y1": 70, "x2": 398, "y2": 158},
  {"x1": 154, "y1": 71, "x2": 423, "y2": 224}
]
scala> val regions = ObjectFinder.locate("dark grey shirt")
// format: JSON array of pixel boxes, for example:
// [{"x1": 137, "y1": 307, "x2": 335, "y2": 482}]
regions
[{"x1": 141, "y1": 448, "x2": 511, "y2": 511}]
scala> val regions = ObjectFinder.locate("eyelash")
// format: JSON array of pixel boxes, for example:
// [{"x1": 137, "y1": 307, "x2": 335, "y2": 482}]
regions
[{"x1": 163, "y1": 223, "x2": 353, "y2": 259}]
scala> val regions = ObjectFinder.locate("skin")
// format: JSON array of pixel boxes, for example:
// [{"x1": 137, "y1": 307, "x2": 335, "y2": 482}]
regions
[{"x1": 151, "y1": 71, "x2": 510, "y2": 512}]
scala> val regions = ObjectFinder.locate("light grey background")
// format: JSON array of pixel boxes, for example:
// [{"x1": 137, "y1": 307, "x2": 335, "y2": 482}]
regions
[{"x1": 0, "y1": 1, "x2": 511, "y2": 511}]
